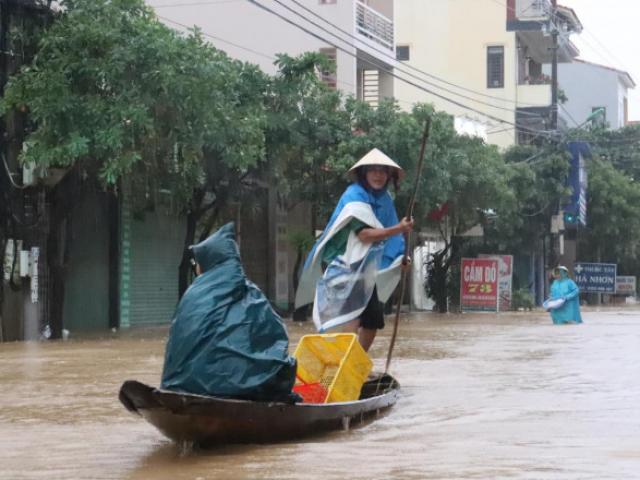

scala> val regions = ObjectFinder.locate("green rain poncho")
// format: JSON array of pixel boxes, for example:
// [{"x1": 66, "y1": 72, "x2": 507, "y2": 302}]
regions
[{"x1": 161, "y1": 223, "x2": 297, "y2": 402}]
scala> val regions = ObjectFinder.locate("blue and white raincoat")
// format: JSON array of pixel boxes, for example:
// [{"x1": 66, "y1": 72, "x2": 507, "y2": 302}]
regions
[{"x1": 295, "y1": 182, "x2": 404, "y2": 332}]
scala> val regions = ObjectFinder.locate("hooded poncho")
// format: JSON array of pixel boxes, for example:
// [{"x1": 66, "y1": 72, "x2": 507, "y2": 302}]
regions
[
  {"x1": 161, "y1": 223, "x2": 297, "y2": 401},
  {"x1": 549, "y1": 271, "x2": 583, "y2": 325},
  {"x1": 295, "y1": 182, "x2": 404, "y2": 331}
]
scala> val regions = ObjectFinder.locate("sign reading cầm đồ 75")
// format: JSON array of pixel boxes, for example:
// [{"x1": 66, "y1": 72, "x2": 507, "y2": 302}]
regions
[{"x1": 460, "y1": 258, "x2": 499, "y2": 312}]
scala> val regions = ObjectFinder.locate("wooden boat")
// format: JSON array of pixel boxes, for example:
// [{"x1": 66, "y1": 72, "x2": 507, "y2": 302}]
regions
[{"x1": 119, "y1": 374, "x2": 399, "y2": 447}]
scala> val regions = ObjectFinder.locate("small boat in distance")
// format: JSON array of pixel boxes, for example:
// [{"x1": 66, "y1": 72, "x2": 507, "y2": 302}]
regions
[{"x1": 119, "y1": 374, "x2": 399, "y2": 447}]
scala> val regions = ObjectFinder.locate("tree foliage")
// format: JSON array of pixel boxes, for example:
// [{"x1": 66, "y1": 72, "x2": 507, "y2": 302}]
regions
[{"x1": 1, "y1": 0, "x2": 266, "y2": 203}]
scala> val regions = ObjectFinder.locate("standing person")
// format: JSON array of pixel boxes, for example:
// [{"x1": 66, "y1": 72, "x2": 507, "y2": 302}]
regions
[
  {"x1": 295, "y1": 148, "x2": 413, "y2": 351},
  {"x1": 547, "y1": 265, "x2": 583, "y2": 325}
]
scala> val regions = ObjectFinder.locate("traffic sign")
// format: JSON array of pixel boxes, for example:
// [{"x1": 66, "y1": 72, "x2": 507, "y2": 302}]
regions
[{"x1": 574, "y1": 263, "x2": 617, "y2": 293}]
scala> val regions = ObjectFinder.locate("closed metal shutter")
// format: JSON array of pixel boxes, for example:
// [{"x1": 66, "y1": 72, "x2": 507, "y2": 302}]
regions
[{"x1": 121, "y1": 200, "x2": 185, "y2": 327}]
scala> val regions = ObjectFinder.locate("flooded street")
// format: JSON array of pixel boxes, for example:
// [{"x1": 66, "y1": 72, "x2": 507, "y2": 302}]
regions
[{"x1": 1, "y1": 309, "x2": 639, "y2": 479}]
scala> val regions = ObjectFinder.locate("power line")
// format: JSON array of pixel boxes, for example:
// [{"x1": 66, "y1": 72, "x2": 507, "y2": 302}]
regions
[
  {"x1": 270, "y1": 0, "x2": 542, "y2": 118},
  {"x1": 287, "y1": 0, "x2": 546, "y2": 109},
  {"x1": 152, "y1": 0, "x2": 243, "y2": 8},
  {"x1": 245, "y1": 0, "x2": 556, "y2": 139},
  {"x1": 559, "y1": 104, "x2": 580, "y2": 128},
  {"x1": 155, "y1": 0, "x2": 550, "y2": 114},
  {"x1": 155, "y1": 0, "x2": 552, "y2": 140},
  {"x1": 157, "y1": 14, "x2": 275, "y2": 61},
  {"x1": 157, "y1": 14, "x2": 419, "y2": 107}
]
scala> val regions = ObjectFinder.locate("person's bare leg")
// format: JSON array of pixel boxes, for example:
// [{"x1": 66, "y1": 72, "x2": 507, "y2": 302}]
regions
[
  {"x1": 358, "y1": 328, "x2": 377, "y2": 352},
  {"x1": 342, "y1": 318, "x2": 359, "y2": 334}
]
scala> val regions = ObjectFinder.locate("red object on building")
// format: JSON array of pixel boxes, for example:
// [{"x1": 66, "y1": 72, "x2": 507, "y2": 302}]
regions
[{"x1": 427, "y1": 202, "x2": 449, "y2": 222}]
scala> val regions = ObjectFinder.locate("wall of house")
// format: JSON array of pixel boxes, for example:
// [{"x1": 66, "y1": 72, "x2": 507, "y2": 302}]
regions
[
  {"x1": 394, "y1": 0, "x2": 519, "y2": 150},
  {"x1": 545, "y1": 62, "x2": 622, "y2": 129},
  {"x1": 147, "y1": 0, "x2": 358, "y2": 95},
  {"x1": 366, "y1": 0, "x2": 393, "y2": 20}
]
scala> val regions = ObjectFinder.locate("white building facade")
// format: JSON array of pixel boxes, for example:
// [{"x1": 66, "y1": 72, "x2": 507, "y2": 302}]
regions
[
  {"x1": 394, "y1": 0, "x2": 582, "y2": 149},
  {"x1": 545, "y1": 59, "x2": 636, "y2": 130},
  {"x1": 147, "y1": 0, "x2": 395, "y2": 105}
]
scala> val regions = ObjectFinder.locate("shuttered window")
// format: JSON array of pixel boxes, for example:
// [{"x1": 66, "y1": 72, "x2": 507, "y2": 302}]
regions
[{"x1": 487, "y1": 46, "x2": 504, "y2": 88}]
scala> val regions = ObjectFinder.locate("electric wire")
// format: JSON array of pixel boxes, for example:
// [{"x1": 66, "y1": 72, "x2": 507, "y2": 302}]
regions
[
  {"x1": 154, "y1": 0, "x2": 557, "y2": 139},
  {"x1": 271, "y1": 0, "x2": 546, "y2": 118},
  {"x1": 157, "y1": 14, "x2": 414, "y2": 106},
  {"x1": 245, "y1": 0, "x2": 557, "y2": 140},
  {"x1": 286, "y1": 0, "x2": 546, "y2": 108}
]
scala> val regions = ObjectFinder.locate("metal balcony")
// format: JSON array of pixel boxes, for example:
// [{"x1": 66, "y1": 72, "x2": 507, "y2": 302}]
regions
[
  {"x1": 514, "y1": 0, "x2": 551, "y2": 20},
  {"x1": 355, "y1": 0, "x2": 394, "y2": 51}
]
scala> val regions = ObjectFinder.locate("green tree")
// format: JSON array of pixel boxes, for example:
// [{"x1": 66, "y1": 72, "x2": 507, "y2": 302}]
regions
[
  {"x1": 1, "y1": 0, "x2": 266, "y2": 333},
  {"x1": 421, "y1": 125, "x2": 511, "y2": 311}
]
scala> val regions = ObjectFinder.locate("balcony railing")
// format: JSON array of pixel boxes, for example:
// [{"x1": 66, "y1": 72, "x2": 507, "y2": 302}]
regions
[
  {"x1": 355, "y1": 0, "x2": 394, "y2": 51},
  {"x1": 520, "y1": 74, "x2": 551, "y2": 85},
  {"x1": 515, "y1": 0, "x2": 551, "y2": 20}
]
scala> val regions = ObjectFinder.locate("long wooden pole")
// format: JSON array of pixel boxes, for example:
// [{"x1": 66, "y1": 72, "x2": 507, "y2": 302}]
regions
[{"x1": 384, "y1": 117, "x2": 432, "y2": 373}]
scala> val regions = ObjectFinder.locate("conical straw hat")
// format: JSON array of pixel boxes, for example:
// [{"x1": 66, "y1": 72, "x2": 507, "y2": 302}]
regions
[{"x1": 347, "y1": 148, "x2": 405, "y2": 181}]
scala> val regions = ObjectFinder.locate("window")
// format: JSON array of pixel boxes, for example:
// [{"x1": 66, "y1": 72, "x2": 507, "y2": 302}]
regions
[
  {"x1": 396, "y1": 45, "x2": 410, "y2": 61},
  {"x1": 487, "y1": 46, "x2": 504, "y2": 88},
  {"x1": 319, "y1": 48, "x2": 337, "y2": 89}
]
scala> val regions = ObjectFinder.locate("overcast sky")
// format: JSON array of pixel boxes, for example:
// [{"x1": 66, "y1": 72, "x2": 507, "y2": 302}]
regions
[{"x1": 561, "y1": 0, "x2": 640, "y2": 121}]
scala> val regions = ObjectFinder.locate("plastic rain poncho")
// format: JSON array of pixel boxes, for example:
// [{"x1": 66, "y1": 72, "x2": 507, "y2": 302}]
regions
[
  {"x1": 295, "y1": 183, "x2": 404, "y2": 331},
  {"x1": 161, "y1": 223, "x2": 297, "y2": 401},
  {"x1": 549, "y1": 271, "x2": 583, "y2": 325}
]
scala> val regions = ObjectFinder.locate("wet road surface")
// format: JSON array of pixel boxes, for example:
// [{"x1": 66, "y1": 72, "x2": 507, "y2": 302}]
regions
[{"x1": 1, "y1": 309, "x2": 639, "y2": 479}]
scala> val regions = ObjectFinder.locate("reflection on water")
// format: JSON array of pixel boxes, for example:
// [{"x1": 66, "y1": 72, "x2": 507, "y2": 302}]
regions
[{"x1": 1, "y1": 310, "x2": 639, "y2": 479}]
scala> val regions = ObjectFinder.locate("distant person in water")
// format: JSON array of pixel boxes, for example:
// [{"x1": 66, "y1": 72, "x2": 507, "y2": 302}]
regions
[
  {"x1": 546, "y1": 265, "x2": 582, "y2": 325},
  {"x1": 295, "y1": 148, "x2": 413, "y2": 352}
]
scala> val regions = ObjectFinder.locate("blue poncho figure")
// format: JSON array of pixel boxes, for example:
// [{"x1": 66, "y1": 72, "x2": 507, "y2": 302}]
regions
[
  {"x1": 547, "y1": 265, "x2": 582, "y2": 325},
  {"x1": 295, "y1": 148, "x2": 413, "y2": 351}
]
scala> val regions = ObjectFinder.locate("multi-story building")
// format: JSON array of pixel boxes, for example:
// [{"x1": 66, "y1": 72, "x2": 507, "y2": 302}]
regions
[
  {"x1": 148, "y1": 0, "x2": 396, "y2": 106},
  {"x1": 139, "y1": 1, "x2": 399, "y2": 313},
  {"x1": 394, "y1": 0, "x2": 582, "y2": 149},
  {"x1": 546, "y1": 59, "x2": 636, "y2": 130}
]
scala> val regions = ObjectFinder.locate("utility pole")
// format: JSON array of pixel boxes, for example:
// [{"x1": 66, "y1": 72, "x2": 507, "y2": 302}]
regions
[{"x1": 550, "y1": 0, "x2": 559, "y2": 132}]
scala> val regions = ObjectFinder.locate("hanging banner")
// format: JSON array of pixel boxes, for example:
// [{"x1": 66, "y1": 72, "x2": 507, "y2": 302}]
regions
[
  {"x1": 479, "y1": 254, "x2": 513, "y2": 311},
  {"x1": 460, "y1": 258, "x2": 499, "y2": 312}
]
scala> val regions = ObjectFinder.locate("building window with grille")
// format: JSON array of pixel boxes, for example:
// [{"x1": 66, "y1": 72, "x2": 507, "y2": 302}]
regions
[
  {"x1": 487, "y1": 46, "x2": 504, "y2": 88},
  {"x1": 319, "y1": 48, "x2": 337, "y2": 89},
  {"x1": 396, "y1": 45, "x2": 410, "y2": 61}
]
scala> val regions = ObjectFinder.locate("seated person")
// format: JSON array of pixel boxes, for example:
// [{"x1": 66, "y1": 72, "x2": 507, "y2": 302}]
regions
[{"x1": 161, "y1": 222, "x2": 297, "y2": 402}]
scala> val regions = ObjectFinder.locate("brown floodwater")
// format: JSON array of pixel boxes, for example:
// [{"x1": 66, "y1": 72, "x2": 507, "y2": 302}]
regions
[{"x1": 1, "y1": 309, "x2": 639, "y2": 479}]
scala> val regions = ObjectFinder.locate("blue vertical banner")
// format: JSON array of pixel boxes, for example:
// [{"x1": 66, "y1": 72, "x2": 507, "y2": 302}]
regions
[{"x1": 563, "y1": 142, "x2": 590, "y2": 227}]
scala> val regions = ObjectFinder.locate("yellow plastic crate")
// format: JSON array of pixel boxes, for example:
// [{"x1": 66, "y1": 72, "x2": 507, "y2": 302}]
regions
[{"x1": 293, "y1": 333, "x2": 373, "y2": 403}]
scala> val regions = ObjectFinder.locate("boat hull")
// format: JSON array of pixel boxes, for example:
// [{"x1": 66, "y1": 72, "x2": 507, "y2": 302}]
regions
[{"x1": 119, "y1": 374, "x2": 399, "y2": 446}]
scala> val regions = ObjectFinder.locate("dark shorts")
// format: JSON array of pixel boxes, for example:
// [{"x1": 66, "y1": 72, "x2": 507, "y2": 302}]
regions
[{"x1": 360, "y1": 288, "x2": 385, "y2": 330}]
